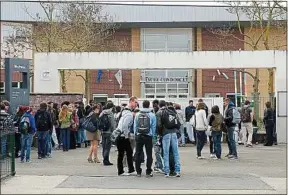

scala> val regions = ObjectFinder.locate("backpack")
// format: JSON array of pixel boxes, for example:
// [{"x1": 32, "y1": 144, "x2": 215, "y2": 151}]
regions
[
  {"x1": 19, "y1": 116, "x2": 31, "y2": 135},
  {"x1": 241, "y1": 107, "x2": 252, "y2": 123},
  {"x1": 137, "y1": 111, "x2": 150, "y2": 135},
  {"x1": 36, "y1": 112, "x2": 49, "y2": 130},
  {"x1": 99, "y1": 114, "x2": 111, "y2": 132},
  {"x1": 162, "y1": 108, "x2": 181, "y2": 130},
  {"x1": 229, "y1": 108, "x2": 241, "y2": 124}
]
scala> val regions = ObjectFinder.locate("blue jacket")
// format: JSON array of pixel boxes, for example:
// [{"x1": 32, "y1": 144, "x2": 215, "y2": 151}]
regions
[
  {"x1": 224, "y1": 101, "x2": 236, "y2": 128},
  {"x1": 134, "y1": 108, "x2": 156, "y2": 137},
  {"x1": 22, "y1": 112, "x2": 37, "y2": 134}
]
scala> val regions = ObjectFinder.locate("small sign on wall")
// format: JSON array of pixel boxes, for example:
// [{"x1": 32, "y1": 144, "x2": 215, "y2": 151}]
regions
[{"x1": 40, "y1": 69, "x2": 51, "y2": 81}]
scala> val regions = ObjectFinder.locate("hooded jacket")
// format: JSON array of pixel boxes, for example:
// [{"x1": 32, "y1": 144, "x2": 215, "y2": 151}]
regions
[
  {"x1": 100, "y1": 108, "x2": 116, "y2": 134},
  {"x1": 224, "y1": 101, "x2": 236, "y2": 128},
  {"x1": 22, "y1": 111, "x2": 37, "y2": 134},
  {"x1": 117, "y1": 108, "x2": 133, "y2": 138}
]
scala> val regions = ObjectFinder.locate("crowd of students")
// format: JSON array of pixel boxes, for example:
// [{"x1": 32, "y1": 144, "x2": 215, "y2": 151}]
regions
[{"x1": 0, "y1": 96, "x2": 277, "y2": 178}]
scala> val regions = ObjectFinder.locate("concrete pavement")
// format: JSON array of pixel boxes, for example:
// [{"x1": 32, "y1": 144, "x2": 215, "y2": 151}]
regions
[{"x1": 1, "y1": 144, "x2": 286, "y2": 194}]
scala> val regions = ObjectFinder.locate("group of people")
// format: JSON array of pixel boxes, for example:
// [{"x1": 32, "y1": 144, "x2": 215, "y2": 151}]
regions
[{"x1": 0, "y1": 96, "x2": 277, "y2": 178}]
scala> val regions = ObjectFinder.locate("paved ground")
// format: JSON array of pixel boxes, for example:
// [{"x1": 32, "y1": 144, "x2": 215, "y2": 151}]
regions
[{"x1": 1, "y1": 144, "x2": 287, "y2": 194}]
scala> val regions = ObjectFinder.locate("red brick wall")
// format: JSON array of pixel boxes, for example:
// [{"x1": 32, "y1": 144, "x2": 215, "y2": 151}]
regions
[
  {"x1": 89, "y1": 29, "x2": 132, "y2": 98},
  {"x1": 0, "y1": 69, "x2": 23, "y2": 82},
  {"x1": 201, "y1": 28, "x2": 245, "y2": 97}
]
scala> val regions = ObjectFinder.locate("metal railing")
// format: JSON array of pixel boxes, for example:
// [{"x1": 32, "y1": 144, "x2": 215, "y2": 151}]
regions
[{"x1": 0, "y1": 126, "x2": 16, "y2": 180}]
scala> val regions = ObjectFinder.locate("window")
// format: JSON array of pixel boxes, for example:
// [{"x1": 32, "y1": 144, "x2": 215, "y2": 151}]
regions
[
  {"x1": 167, "y1": 71, "x2": 188, "y2": 78},
  {"x1": 146, "y1": 95, "x2": 155, "y2": 99},
  {"x1": 145, "y1": 71, "x2": 166, "y2": 78},
  {"x1": 12, "y1": 82, "x2": 19, "y2": 88},
  {"x1": 0, "y1": 82, "x2": 4, "y2": 93},
  {"x1": 156, "y1": 95, "x2": 165, "y2": 98},
  {"x1": 168, "y1": 95, "x2": 177, "y2": 98},
  {"x1": 114, "y1": 94, "x2": 129, "y2": 98},
  {"x1": 167, "y1": 84, "x2": 177, "y2": 93},
  {"x1": 179, "y1": 94, "x2": 188, "y2": 98},
  {"x1": 92, "y1": 94, "x2": 108, "y2": 104}
]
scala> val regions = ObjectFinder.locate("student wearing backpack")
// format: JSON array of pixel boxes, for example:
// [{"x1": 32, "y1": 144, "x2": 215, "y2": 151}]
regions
[
  {"x1": 19, "y1": 106, "x2": 36, "y2": 163},
  {"x1": 35, "y1": 103, "x2": 52, "y2": 159},
  {"x1": 99, "y1": 101, "x2": 116, "y2": 166},
  {"x1": 240, "y1": 100, "x2": 253, "y2": 147},
  {"x1": 223, "y1": 98, "x2": 239, "y2": 160},
  {"x1": 157, "y1": 100, "x2": 181, "y2": 178},
  {"x1": 133, "y1": 100, "x2": 156, "y2": 177}
]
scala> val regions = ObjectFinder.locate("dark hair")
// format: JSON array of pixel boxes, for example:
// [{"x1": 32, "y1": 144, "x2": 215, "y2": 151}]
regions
[
  {"x1": 152, "y1": 99, "x2": 159, "y2": 105},
  {"x1": 175, "y1": 104, "x2": 181, "y2": 110},
  {"x1": 106, "y1": 101, "x2": 114, "y2": 109},
  {"x1": 40, "y1": 102, "x2": 47, "y2": 110},
  {"x1": 265, "y1": 101, "x2": 272, "y2": 108},
  {"x1": 168, "y1": 102, "x2": 173, "y2": 107},
  {"x1": 93, "y1": 103, "x2": 102, "y2": 113},
  {"x1": 115, "y1": 106, "x2": 121, "y2": 113},
  {"x1": 244, "y1": 100, "x2": 250, "y2": 105},
  {"x1": 89, "y1": 100, "x2": 94, "y2": 104},
  {"x1": 0, "y1": 102, "x2": 5, "y2": 110},
  {"x1": 47, "y1": 101, "x2": 53, "y2": 105},
  {"x1": 211, "y1": 105, "x2": 220, "y2": 114},
  {"x1": 159, "y1": 100, "x2": 166, "y2": 108},
  {"x1": 189, "y1": 100, "x2": 193, "y2": 104},
  {"x1": 198, "y1": 99, "x2": 204, "y2": 103},
  {"x1": 142, "y1": 100, "x2": 150, "y2": 108}
]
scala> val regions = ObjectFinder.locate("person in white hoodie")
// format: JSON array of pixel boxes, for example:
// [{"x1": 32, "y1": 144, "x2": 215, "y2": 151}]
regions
[
  {"x1": 191, "y1": 102, "x2": 208, "y2": 159},
  {"x1": 175, "y1": 104, "x2": 186, "y2": 146}
]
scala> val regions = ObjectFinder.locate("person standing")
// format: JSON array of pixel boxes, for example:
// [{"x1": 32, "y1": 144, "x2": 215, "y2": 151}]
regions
[
  {"x1": 134, "y1": 100, "x2": 156, "y2": 177},
  {"x1": 185, "y1": 100, "x2": 196, "y2": 144},
  {"x1": 223, "y1": 98, "x2": 239, "y2": 160},
  {"x1": 13, "y1": 106, "x2": 26, "y2": 158},
  {"x1": 175, "y1": 104, "x2": 185, "y2": 147},
  {"x1": 116, "y1": 96, "x2": 137, "y2": 176},
  {"x1": 99, "y1": 101, "x2": 115, "y2": 166},
  {"x1": 240, "y1": 100, "x2": 254, "y2": 147},
  {"x1": 19, "y1": 107, "x2": 36, "y2": 163},
  {"x1": 263, "y1": 101, "x2": 275, "y2": 146},
  {"x1": 58, "y1": 105, "x2": 72, "y2": 152},
  {"x1": 35, "y1": 103, "x2": 52, "y2": 159},
  {"x1": 77, "y1": 102, "x2": 87, "y2": 148}
]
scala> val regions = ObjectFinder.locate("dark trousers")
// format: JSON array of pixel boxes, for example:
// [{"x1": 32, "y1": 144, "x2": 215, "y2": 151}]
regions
[
  {"x1": 56, "y1": 127, "x2": 61, "y2": 145},
  {"x1": 135, "y1": 135, "x2": 153, "y2": 175},
  {"x1": 117, "y1": 137, "x2": 135, "y2": 175},
  {"x1": 196, "y1": 131, "x2": 206, "y2": 157},
  {"x1": 212, "y1": 131, "x2": 222, "y2": 158},
  {"x1": 265, "y1": 124, "x2": 274, "y2": 146},
  {"x1": 70, "y1": 131, "x2": 77, "y2": 149},
  {"x1": 61, "y1": 128, "x2": 70, "y2": 151},
  {"x1": 37, "y1": 131, "x2": 49, "y2": 157},
  {"x1": 209, "y1": 136, "x2": 214, "y2": 154},
  {"x1": 15, "y1": 133, "x2": 21, "y2": 156},
  {"x1": 102, "y1": 133, "x2": 112, "y2": 164},
  {"x1": 169, "y1": 145, "x2": 175, "y2": 174}
]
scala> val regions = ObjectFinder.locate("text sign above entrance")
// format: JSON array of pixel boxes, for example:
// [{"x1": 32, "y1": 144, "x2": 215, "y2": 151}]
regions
[{"x1": 143, "y1": 77, "x2": 188, "y2": 83}]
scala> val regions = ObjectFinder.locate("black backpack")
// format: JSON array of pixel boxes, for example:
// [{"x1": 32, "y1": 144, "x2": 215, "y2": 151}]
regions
[
  {"x1": 99, "y1": 114, "x2": 111, "y2": 132},
  {"x1": 36, "y1": 112, "x2": 49, "y2": 130},
  {"x1": 137, "y1": 111, "x2": 150, "y2": 135},
  {"x1": 19, "y1": 116, "x2": 31, "y2": 135},
  {"x1": 162, "y1": 108, "x2": 181, "y2": 130}
]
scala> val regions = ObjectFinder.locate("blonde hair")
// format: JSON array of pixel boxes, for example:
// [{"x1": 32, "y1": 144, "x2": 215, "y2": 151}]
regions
[{"x1": 59, "y1": 105, "x2": 69, "y2": 121}]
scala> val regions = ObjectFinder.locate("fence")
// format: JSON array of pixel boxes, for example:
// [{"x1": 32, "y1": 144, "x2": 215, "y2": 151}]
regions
[{"x1": 0, "y1": 125, "x2": 16, "y2": 180}]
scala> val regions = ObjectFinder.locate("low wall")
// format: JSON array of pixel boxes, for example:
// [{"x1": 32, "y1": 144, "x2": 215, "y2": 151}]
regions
[{"x1": 29, "y1": 93, "x2": 83, "y2": 111}]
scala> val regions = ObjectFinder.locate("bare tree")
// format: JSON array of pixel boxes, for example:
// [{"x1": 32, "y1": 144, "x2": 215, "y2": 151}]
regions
[
  {"x1": 3, "y1": 1, "x2": 121, "y2": 98},
  {"x1": 208, "y1": 0, "x2": 287, "y2": 121}
]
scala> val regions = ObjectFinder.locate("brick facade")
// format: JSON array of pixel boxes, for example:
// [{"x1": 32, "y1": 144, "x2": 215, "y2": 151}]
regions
[
  {"x1": 200, "y1": 28, "x2": 245, "y2": 97},
  {"x1": 89, "y1": 29, "x2": 132, "y2": 98}
]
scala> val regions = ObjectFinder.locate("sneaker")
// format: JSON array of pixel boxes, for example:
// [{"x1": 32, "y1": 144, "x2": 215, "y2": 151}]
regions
[
  {"x1": 228, "y1": 155, "x2": 238, "y2": 160},
  {"x1": 246, "y1": 144, "x2": 253, "y2": 148},
  {"x1": 227, "y1": 155, "x2": 234, "y2": 158},
  {"x1": 54, "y1": 144, "x2": 59, "y2": 149},
  {"x1": 146, "y1": 173, "x2": 153, "y2": 178},
  {"x1": 26, "y1": 160, "x2": 31, "y2": 163},
  {"x1": 210, "y1": 154, "x2": 216, "y2": 158},
  {"x1": 197, "y1": 156, "x2": 205, "y2": 159},
  {"x1": 38, "y1": 156, "x2": 42, "y2": 159},
  {"x1": 212, "y1": 156, "x2": 219, "y2": 160},
  {"x1": 165, "y1": 174, "x2": 170, "y2": 178},
  {"x1": 119, "y1": 172, "x2": 130, "y2": 176},
  {"x1": 128, "y1": 171, "x2": 136, "y2": 176},
  {"x1": 47, "y1": 154, "x2": 52, "y2": 158},
  {"x1": 225, "y1": 154, "x2": 231, "y2": 158},
  {"x1": 176, "y1": 173, "x2": 181, "y2": 177},
  {"x1": 103, "y1": 162, "x2": 113, "y2": 166}
]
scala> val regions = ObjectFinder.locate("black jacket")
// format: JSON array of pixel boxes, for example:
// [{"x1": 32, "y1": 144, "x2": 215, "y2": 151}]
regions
[
  {"x1": 224, "y1": 103, "x2": 236, "y2": 128},
  {"x1": 263, "y1": 108, "x2": 274, "y2": 127},
  {"x1": 34, "y1": 109, "x2": 52, "y2": 131}
]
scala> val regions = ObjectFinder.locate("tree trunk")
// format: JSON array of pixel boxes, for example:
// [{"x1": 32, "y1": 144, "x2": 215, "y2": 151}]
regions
[
  {"x1": 60, "y1": 70, "x2": 67, "y2": 92},
  {"x1": 253, "y1": 69, "x2": 260, "y2": 123},
  {"x1": 268, "y1": 68, "x2": 275, "y2": 104},
  {"x1": 85, "y1": 70, "x2": 90, "y2": 102}
]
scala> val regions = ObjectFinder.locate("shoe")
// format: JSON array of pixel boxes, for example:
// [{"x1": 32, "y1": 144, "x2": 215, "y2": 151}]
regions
[
  {"x1": 93, "y1": 158, "x2": 101, "y2": 163},
  {"x1": 227, "y1": 155, "x2": 234, "y2": 158},
  {"x1": 87, "y1": 156, "x2": 93, "y2": 163},
  {"x1": 212, "y1": 156, "x2": 219, "y2": 160},
  {"x1": 136, "y1": 174, "x2": 141, "y2": 177},
  {"x1": 38, "y1": 156, "x2": 42, "y2": 159},
  {"x1": 128, "y1": 171, "x2": 136, "y2": 175},
  {"x1": 169, "y1": 172, "x2": 177, "y2": 177},
  {"x1": 197, "y1": 156, "x2": 205, "y2": 159},
  {"x1": 103, "y1": 162, "x2": 113, "y2": 166},
  {"x1": 210, "y1": 154, "x2": 216, "y2": 158},
  {"x1": 176, "y1": 173, "x2": 181, "y2": 177},
  {"x1": 146, "y1": 173, "x2": 153, "y2": 178},
  {"x1": 119, "y1": 172, "x2": 130, "y2": 176},
  {"x1": 228, "y1": 155, "x2": 238, "y2": 160},
  {"x1": 164, "y1": 174, "x2": 170, "y2": 178},
  {"x1": 225, "y1": 154, "x2": 231, "y2": 158},
  {"x1": 47, "y1": 154, "x2": 52, "y2": 158},
  {"x1": 26, "y1": 160, "x2": 31, "y2": 163},
  {"x1": 246, "y1": 144, "x2": 253, "y2": 148}
]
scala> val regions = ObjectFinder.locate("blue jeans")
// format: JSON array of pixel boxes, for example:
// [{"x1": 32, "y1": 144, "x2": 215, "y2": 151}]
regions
[
  {"x1": 77, "y1": 128, "x2": 86, "y2": 144},
  {"x1": 38, "y1": 131, "x2": 49, "y2": 157},
  {"x1": 61, "y1": 128, "x2": 70, "y2": 151},
  {"x1": 154, "y1": 144, "x2": 164, "y2": 170},
  {"x1": 20, "y1": 134, "x2": 33, "y2": 161},
  {"x1": 196, "y1": 131, "x2": 206, "y2": 157},
  {"x1": 179, "y1": 125, "x2": 185, "y2": 144},
  {"x1": 45, "y1": 133, "x2": 52, "y2": 155},
  {"x1": 212, "y1": 131, "x2": 222, "y2": 159},
  {"x1": 227, "y1": 126, "x2": 237, "y2": 156},
  {"x1": 162, "y1": 133, "x2": 181, "y2": 175},
  {"x1": 1, "y1": 135, "x2": 7, "y2": 160}
]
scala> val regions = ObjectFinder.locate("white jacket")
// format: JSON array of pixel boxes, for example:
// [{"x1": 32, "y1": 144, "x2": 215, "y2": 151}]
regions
[{"x1": 190, "y1": 109, "x2": 208, "y2": 131}]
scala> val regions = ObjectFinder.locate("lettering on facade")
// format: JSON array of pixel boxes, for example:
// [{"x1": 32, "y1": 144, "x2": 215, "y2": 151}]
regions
[
  {"x1": 13, "y1": 64, "x2": 26, "y2": 70},
  {"x1": 144, "y1": 77, "x2": 188, "y2": 83}
]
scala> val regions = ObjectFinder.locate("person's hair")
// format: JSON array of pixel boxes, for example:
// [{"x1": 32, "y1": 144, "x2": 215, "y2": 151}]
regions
[
  {"x1": 2, "y1": 100, "x2": 10, "y2": 107},
  {"x1": 175, "y1": 104, "x2": 181, "y2": 110},
  {"x1": 22, "y1": 106, "x2": 31, "y2": 113},
  {"x1": 59, "y1": 105, "x2": 68, "y2": 121},
  {"x1": 198, "y1": 99, "x2": 204, "y2": 103},
  {"x1": 106, "y1": 102, "x2": 114, "y2": 109},
  {"x1": 152, "y1": 99, "x2": 159, "y2": 105},
  {"x1": 93, "y1": 103, "x2": 102, "y2": 113},
  {"x1": 211, "y1": 105, "x2": 220, "y2": 114},
  {"x1": 89, "y1": 100, "x2": 94, "y2": 104},
  {"x1": 244, "y1": 100, "x2": 250, "y2": 105},
  {"x1": 0, "y1": 102, "x2": 5, "y2": 110},
  {"x1": 47, "y1": 101, "x2": 53, "y2": 105},
  {"x1": 224, "y1": 98, "x2": 230, "y2": 102},
  {"x1": 167, "y1": 102, "x2": 173, "y2": 107},
  {"x1": 40, "y1": 102, "x2": 48, "y2": 110},
  {"x1": 121, "y1": 103, "x2": 127, "y2": 107},
  {"x1": 129, "y1": 96, "x2": 138, "y2": 103},
  {"x1": 265, "y1": 101, "x2": 272, "y2": 108},
  {"x1": 159, "y1": 100, "x2": 166, "y2": 108},
  {"x1": 189, "y1": 100, "x2": 193, "y2": 104},
  {"x1": 197, "y1": 102, "x2": 205, "y2": 111},
  {"x1": 115, "y1": 106, "x2": 121, "y2": 113},
  {"x1": 53, "y1": 103, "x2": 59, "y2": 109},
  {"x1": 142, "y1": 100, "x2": 150, "y2": 108}
]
